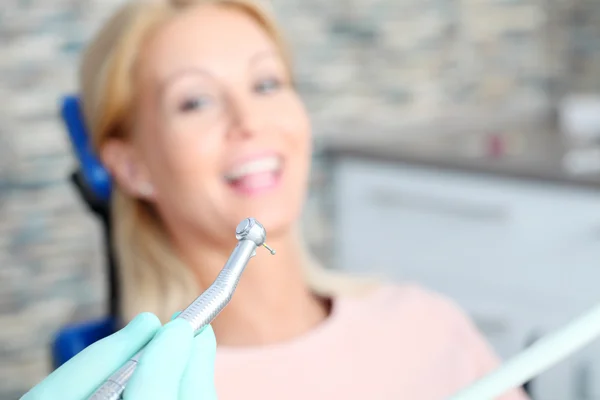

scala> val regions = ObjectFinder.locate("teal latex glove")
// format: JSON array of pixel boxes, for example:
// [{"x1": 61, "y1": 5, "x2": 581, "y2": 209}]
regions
[{"x1": 22, "y1": 312, "x2": 217, "y2": 400}]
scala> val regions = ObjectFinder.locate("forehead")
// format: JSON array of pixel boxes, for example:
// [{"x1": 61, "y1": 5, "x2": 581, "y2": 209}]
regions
[{"x1": 140, "y1": 4, "x2": 278, "y2": 80}]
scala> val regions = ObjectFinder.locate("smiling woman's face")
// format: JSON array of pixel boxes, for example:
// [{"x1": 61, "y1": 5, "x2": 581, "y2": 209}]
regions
[{"x1": 104, "y1": 4, "x2": 312, "y2": 244}]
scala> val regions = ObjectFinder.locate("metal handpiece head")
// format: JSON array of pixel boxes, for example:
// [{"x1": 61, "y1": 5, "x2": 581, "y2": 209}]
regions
[
  {"x1": 235, "y1": 218, "x2": 265, "y2": 244},
  {"x1": 235, "y1": 218, "x2": 276, "y2": 255}
]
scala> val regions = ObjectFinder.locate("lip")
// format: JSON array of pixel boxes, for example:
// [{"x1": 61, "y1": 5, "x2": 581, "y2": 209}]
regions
[{"x1": 222, "y1": 150, "x2": 285, "y2": 196}]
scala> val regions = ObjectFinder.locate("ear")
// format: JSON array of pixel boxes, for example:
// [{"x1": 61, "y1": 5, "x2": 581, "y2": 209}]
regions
[{"x1": 99, "y1": 138, "x2": 156, "y2": 200}]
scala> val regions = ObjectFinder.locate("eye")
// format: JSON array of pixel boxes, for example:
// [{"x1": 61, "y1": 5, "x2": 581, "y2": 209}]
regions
[
  {"x1": 253, "y1": 77, "x2": 282, "y2": 95},
  {"x1": 178, "y1": 95, "x2": 212, "y2": 112}
]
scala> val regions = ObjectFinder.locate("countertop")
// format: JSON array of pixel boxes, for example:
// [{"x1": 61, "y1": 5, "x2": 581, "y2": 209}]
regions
[{"x1": 319, "y1": 118, "x2": 600, "y2": 190}]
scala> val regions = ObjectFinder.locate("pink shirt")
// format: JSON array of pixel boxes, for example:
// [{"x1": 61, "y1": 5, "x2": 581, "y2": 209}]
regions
[{"x1": 214, "y1": 284, "x2": 529, "y2": 400}]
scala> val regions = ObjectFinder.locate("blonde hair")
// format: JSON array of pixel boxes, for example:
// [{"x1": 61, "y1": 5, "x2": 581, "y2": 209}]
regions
[{"x1": 80, "y1": 0, "x2": 377, "y2": 324}]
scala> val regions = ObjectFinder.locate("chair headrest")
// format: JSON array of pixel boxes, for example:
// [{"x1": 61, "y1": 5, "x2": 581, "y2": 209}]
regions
[{"x1": 61, "y1": 95, "x2": 112, "y2": 203}]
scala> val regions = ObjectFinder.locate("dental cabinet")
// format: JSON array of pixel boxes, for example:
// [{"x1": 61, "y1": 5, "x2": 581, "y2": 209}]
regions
[{"x1": 322, "y1": 129, "x2": 600, "y2": 400}]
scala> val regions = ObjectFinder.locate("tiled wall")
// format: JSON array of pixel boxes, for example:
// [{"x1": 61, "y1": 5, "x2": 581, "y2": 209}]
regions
[{"x1": 1, "y1": 0, "x2": 598, "y2": 397}]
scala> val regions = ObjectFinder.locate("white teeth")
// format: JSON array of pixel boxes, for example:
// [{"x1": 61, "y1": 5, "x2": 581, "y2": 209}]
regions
[{"x1": 224, "y1": 156, "x2": 281, "y2": 181}]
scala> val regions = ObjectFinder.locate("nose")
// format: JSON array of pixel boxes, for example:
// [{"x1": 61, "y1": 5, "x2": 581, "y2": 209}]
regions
[{"x1": 225, "y1": 92, "x2": 263, "y2": 140}]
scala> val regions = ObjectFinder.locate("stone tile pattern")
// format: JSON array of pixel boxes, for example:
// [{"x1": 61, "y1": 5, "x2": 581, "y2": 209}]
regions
[{"x1": 0, "y1": 0, "x2": 598, "y2": 397}]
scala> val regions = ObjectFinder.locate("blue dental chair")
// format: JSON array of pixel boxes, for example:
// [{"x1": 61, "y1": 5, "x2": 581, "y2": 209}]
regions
[{"x1": 51, "y1": 96, "x2": 119, "y2": 369}]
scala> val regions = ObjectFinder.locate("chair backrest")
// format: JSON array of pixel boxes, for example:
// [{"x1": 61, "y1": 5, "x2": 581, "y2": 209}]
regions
[
  {"x1": 52, "y1": 96, "x2": 119, "y2": 369},
  {"x1": 60, "y1": 95, "x2": 112, "y2": 203},
  {"x1": 51, "y1": 317, "x2": 117, "y2": 369}
]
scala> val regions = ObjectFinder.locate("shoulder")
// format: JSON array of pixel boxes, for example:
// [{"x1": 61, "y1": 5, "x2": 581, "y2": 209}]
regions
[
  {"x1": 341, "y1": 283, "x2": 529, "y2": 398},
  {"x1": 309, "y1": 265, "x2": 482, "y2": 339},
  {"x1": 355, "y1": 282, "x2": 469, "y2": 318},
  {"x1": 364, "y1": 284, "x2": 513, "y2": 379},
  {"x1": 349, "y1": 283, "x2": 495, "y2": 369},
  {"x1": 351, "y1": 282, "x2": 484, "y2": 340}
]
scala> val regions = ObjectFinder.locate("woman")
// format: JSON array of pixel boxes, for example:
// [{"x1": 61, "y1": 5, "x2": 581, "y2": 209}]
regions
[{"x1": 24, "y1": 0, "x2": 529, "y2": 399}]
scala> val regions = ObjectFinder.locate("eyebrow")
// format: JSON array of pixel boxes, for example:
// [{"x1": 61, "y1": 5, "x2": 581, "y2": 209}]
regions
[
  {"x1": 158, "y1": 49, "x2": 280, "y2": 95},
  {"x1": 248, "y1": 49, "x2": 279, "y2": 66}
]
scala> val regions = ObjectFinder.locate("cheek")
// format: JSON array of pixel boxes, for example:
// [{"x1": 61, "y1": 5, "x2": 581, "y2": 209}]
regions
[
  {"x1": 278, "y1": 99, "x2": 312, "y2": 153},
  {"x1": 276, "y1": 105, "x2": 312, "y2": 194},
  {"x1": 146, "y1": 128, "x2": 222, "y2": 190},
  {"x1": 292, "y1": 113, "x2": 313, "y2": 170}
]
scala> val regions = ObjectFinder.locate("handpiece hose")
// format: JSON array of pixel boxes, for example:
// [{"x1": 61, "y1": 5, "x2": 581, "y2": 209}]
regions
[
  {"x1": 88, "y1": 218, "x2": 274, "y2": 400},
  {"x1": 448, "y1": 302, "x2": 600, "y2": 399}
]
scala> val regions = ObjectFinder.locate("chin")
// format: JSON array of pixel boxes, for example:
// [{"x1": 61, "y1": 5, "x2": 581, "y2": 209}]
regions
[
  {"x1": 220, "y1": 155, "x2": 308, "y2": 238},
  {"x1": 260, "y1": 206, "x2": 301, "y2": 237},
  {"x1": 225, "y1": 197, "x2": 303, "y2": 239}
]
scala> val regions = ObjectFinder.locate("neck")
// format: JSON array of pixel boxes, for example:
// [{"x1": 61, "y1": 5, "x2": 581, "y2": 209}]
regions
[{"x1": 175, "y1": 228, "x2": 329, "y2": 347}]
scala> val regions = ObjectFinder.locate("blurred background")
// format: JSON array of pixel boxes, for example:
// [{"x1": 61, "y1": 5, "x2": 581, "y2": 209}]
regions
[{"x1": 1, "y1": 0, "x2": 600, "y2": 399}]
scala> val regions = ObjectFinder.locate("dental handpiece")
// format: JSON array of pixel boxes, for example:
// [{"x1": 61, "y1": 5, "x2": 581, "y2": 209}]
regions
[{"x1": 88, "y1": 217, "x2": 275, "y2": 400}]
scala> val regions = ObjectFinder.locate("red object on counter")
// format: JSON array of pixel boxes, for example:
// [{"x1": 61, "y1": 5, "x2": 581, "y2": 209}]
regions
[{"x1": 488, "y1": 133, "x2": 505, "y2": 158}]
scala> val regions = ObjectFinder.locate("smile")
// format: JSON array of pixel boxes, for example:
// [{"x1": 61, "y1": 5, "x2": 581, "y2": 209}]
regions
[{"x1": 223, "y1": 154, "x2": 283, "y2": 196}]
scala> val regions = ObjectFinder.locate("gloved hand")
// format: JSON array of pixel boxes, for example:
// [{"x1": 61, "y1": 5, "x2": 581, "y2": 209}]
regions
[{"x1": 21, "y1": 312, "x2": 218, "y2": 400}]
